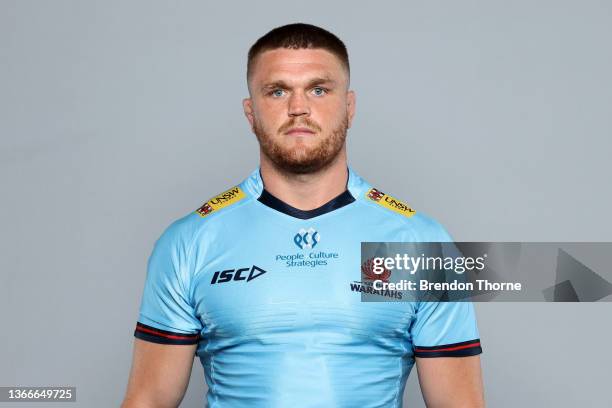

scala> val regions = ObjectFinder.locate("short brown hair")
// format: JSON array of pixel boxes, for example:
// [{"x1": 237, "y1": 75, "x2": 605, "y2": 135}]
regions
[{"x1": 247, "y1": 23, "x2": 350, "y2": 85}]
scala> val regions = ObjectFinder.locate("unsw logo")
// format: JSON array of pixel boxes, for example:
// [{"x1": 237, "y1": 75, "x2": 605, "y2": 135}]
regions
[
  {"x1": 210, "y1": 265, "x2": 267, "y2": 285},
  {"x1": 365, "y1": 187, "x2": 416, "y2": 218},
  {"x1": 294, "y1": 227, "x2": 319, "y2": 249},
  {"x1": 196, "y1": 186, "x2": 246, "y2": 218},
  {"x1": 367, "y1": 188, "x2": 385, "y2": 202}
]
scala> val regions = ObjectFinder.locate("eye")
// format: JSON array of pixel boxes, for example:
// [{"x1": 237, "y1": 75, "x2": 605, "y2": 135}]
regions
[
  {"x1": 270, "y1": 89, "x2": 285, "y2": 97},
  {"x1": 312, "y1": 87, "x2": 327, "y2": 96}
]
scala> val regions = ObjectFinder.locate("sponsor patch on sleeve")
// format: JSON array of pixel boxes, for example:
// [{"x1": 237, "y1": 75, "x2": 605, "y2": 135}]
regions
[
  {"x1": 195, "y1": 186, "x2": 246, "y2": 218},
  {"x1": 365, "y1": 187, "x2": 416, "y2": 218}
]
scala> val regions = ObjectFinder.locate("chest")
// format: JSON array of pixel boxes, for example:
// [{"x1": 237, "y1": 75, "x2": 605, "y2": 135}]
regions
[{"x1": 189, "y1": 226, "x2": 414, "y2": 344}]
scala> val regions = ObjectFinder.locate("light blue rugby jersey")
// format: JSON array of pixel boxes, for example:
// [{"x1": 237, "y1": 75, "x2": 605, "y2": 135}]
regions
[{"x1": 134, "y1": 167, "x2": 482, "y2": 408}]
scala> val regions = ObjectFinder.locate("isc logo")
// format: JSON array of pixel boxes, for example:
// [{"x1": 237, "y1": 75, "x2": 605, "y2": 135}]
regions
[{"x1": 210, "y1": 265, "x2": 267, "y2": 285}]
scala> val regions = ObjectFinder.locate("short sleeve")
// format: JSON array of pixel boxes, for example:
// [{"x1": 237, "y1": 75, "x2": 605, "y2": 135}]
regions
[
  {"x1": 410, "y1": 300, "x2": 482, "y2": 358},
  {"x1": 409, "y1": 218, "x2": 482, "y2": 357},
  {"x1": 133, "y1": 221, "x2": 202, "y2": 345}
]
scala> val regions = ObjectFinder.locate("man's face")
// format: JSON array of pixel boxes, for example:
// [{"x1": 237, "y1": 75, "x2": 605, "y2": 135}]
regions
[{"x1": 243, "y1": 48, "x2": 355, "y2": 174}]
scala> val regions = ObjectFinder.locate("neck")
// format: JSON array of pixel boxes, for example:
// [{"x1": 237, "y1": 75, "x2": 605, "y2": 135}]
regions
[{"x1": 259, "y1": 149, "x2": 349, "y2": 211}]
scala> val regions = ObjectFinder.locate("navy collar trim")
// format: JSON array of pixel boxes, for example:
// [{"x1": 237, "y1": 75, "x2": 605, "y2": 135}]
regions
[{"x1": 257, "y1": 189, "x2": 355, "y2": 220}]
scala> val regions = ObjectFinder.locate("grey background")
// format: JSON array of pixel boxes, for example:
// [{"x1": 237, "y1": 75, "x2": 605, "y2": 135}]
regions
[{"x1": 1, "y1": 0, "x2": 611, "y2": 406}]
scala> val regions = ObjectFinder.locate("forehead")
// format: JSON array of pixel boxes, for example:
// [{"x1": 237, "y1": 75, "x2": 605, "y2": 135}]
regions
[{"x1": 250, "y1": 48, "x2": 347, "y2": 85}]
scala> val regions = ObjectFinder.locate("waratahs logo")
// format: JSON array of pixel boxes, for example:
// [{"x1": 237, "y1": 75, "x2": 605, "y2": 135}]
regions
[
  {"x1": 294, "y1": 227, "x2": 319, "y2": 250},
  {"x1": 361, "y1": 257, "x2": 392, "y2": 283}
]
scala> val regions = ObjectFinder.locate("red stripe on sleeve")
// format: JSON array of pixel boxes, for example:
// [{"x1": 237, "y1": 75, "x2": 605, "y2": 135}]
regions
[
  {"x1": 415, "y1": 341, "x2": 480, "y2": 353},
  {"x1": 136, "y1": 326, "x2": 199, "y2": 340}
]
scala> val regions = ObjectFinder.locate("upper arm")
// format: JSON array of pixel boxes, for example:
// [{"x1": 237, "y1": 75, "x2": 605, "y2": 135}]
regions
[
  {"x1": 416, "y1": 355, "x2": 484, "y2": 408},
  {"x1": 123, "y1": 220, "x2": 203, "y2": 407},
  {"x1": 408, "y1": 223, "x2": 485, "y2": 406},
  {"x1": 122, "y1": 339, "x2": 197, "y2": 408},
  {"x1": 410, "y1": 300, "x2": 484, "y2": 407}
]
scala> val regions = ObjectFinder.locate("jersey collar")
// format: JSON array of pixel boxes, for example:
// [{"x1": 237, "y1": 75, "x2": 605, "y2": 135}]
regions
[
  {"x1": 241, "y1": 165, "x2": 367, "y2": 220},
  {"x1": 257, "y1": 188, "x2": 355, "y2": 220}
]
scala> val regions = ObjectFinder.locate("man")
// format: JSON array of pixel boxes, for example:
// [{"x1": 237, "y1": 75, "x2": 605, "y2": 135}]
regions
[{"x1": 122, "y1": 23, "x2": 484, "y2": 408}]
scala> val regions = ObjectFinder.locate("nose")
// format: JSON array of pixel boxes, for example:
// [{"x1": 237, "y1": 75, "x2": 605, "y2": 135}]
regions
[{"x1": 287, "y1": 91, "x2": 310, "y2": 117}]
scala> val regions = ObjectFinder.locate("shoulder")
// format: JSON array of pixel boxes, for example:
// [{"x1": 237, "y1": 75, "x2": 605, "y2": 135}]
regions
[
  {"x1": 362, "y1": 186, "x2": 418, "y2": 219},
  {"x1": 193, "y1": 184, "x2": 251, "y2": 220},
  {"x1": 156, "y1": 182, "x2": 254, "y2": 249},
  {"x1": 358, "y1": 184, "x2": 453, "y2": 242}
]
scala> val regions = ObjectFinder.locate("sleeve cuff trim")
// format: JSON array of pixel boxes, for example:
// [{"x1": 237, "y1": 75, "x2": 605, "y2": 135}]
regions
[
  {"x1": 134, "y1": 322, "x2": 199, "y2": 345},
  {"x1": 414, "y1": 339, "x2": 482, "y2": 358}
]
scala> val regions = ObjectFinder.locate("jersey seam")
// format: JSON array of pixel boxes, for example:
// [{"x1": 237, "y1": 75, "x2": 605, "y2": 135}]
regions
[
  {"x1": 394, "y1": 312, "x2": 412, "y2": 408},
  {"x1": 194, "y1": 189, "x2": 256, "y2": 224},
  {"x1": 191, "y1": 193, "x2": 255, "y2": 236},
  {"x1": 359, "y1": 196, "x2": 419, "y2": 229},
  {"x1": 187, "y1": 195, "x2": 257, "y2": 285},
  {"x1": 393, "y1": 345, "x2": 404, "y2": 407},
  {"x1": 210, "y1": 352, "x2": 219, "y2": 407},
  {"x1": 353, "y1": 198, "x2": 414, "y2": 229}
]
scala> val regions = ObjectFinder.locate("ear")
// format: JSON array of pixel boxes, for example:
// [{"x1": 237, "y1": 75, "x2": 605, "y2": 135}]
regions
[
  {"x1": 242, "y1": 97, "x2": 255, "y2": 131},
  {"x1": 346, "y1": 90, "x2": 356, "y2": 129}
]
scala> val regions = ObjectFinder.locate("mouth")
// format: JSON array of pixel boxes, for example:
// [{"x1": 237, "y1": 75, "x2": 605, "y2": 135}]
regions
[{"x1": 285, "y1": 127, "x2": 316, "y2": 136}]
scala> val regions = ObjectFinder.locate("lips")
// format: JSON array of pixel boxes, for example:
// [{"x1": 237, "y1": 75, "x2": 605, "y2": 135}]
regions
[{"x1": 286, "y1": 127, "x2": 315, "y2": 135}]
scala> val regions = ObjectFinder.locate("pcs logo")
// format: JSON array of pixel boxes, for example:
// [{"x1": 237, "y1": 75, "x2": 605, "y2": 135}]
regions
[
  {"x1": 294, "y1": 227, "x2": 319, "y2": 250},
  {"x1": 210, "y1": 265, "x2": 267, "y2": 285}
]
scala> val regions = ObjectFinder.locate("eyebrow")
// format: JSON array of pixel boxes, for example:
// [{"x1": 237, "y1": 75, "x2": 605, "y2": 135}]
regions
[{"x1": 260, "y1": 77, "x2": 337, "y2": 92}]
